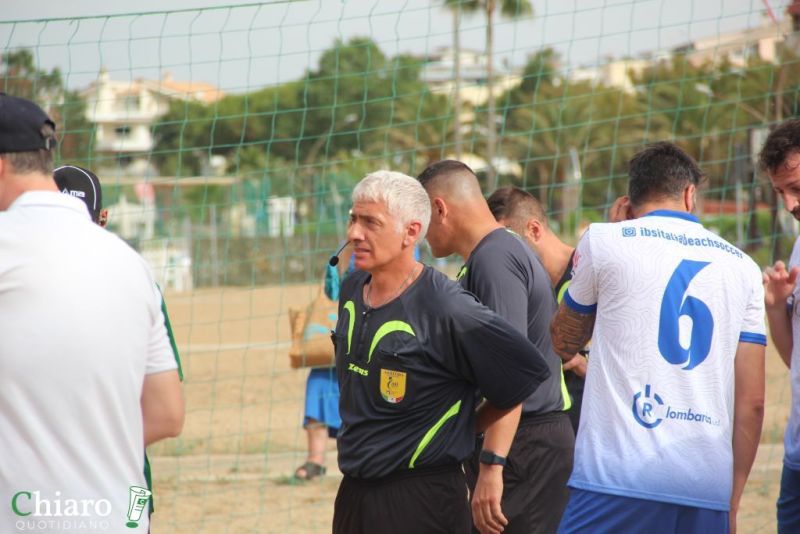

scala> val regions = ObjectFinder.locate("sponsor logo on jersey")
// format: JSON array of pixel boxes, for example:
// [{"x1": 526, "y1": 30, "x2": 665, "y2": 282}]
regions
[
  {"x1": 632, "y1": 384, "x2": 664, "y2": 428},
  {"x1": 380, "y1": 369, "x2": 406, "y2": 403},
  {"x1": 632, "y1": 384, "x2": 721, "y2": 430}
]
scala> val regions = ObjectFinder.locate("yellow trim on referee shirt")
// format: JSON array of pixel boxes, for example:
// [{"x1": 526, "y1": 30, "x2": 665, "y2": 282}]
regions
[{"x1": 557, "y1": 280, "x2": 572, "y2": 412}]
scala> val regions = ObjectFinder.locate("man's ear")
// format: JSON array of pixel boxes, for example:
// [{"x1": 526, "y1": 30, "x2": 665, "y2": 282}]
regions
[
  {"x1": 98, "y1": 209, "x2": 109, "y2": 228},
  {"x1": 526, "y1": 218, "x2": 545, "y2": 243},
  {"x1": 404, "y1": 220, "x2": 422, "y2": 247},
  {"x1": 433, "y1": 197, "x2": 447, "y2": 221},
  {"x1": 684, "y1": 183, "x2": 697, "y2": 213}
]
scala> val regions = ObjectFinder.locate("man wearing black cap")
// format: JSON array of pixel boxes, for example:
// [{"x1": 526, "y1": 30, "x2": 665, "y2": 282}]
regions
[
  {"x1": 54, "y1": 163, "x2": 184, "y2": 522},
  {"x1": 54, "y1": 164, "x2": 108, "y2": 226},
  {"x1": 0, "y1": 94, "x2": 184, "y2": 532}
]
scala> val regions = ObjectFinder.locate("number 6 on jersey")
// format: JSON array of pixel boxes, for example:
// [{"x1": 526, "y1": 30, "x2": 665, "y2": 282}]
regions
[{"x1": 658, "y1": 259, "x2": 714, "y2": 370}]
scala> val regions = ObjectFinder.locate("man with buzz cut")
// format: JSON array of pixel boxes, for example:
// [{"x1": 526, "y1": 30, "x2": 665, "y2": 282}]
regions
[
  {"x1": 487, "y1": 186, "x2": 586, "y2": 434},
  {"x1": 333, "y1": 170, "x2": 551, "y2": 534},
  {"x1": 0, "y1": 94, "x2": 184, "y2": 533},
  {"x1": 54, "y1": 163, "x2": 184, "y2": 522},
  {"x1": 551, "y1": 142, "x2": 765, "y2": 533},
  {"x1": 419, "y1": 161, "x2": 574, "y2": 534}
]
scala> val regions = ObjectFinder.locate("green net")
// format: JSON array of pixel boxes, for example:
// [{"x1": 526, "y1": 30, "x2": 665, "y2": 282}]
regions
[{"x1": 2, "y1": 0, "x2": 797, "y2": 531}]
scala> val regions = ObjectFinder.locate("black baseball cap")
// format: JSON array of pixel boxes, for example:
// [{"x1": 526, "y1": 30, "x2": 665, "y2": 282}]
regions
[
  {"x1": 54, "y1": 165, "x2": 103, "y2": 222},
  {"x1": 0, "y1": 93, "x2": 56, "y2": 153}
]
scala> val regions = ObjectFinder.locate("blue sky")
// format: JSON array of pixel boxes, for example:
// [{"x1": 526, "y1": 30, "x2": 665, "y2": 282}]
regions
[{"x1": 1, "y1": 0, "x2": 793, "y2": 93}]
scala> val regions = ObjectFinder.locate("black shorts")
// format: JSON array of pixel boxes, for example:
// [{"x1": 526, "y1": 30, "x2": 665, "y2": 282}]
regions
[
  {"x1": 466, "y1": 411, "x2": 575, "y2": 534},
  {"x1": 333, "y1": 464, "x2": 471, "y2": 534}
]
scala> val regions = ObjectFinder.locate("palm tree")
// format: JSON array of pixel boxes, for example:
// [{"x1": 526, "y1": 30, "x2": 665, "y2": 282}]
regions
[
  {"x1": 451, "y1": 3, "x2": 464, "y2": 159},
  {"x1": 446, "y1": 0, "x2": 532, "y2": 190}
]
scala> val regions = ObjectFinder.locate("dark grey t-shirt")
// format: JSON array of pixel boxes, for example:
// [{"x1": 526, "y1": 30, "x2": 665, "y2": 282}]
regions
[
  {"x1": 335, "y1": 266, "x2": 551, "y2": 479},
  {"x1": 457, "y1": 228, "x2": 566, "y2": 415}
]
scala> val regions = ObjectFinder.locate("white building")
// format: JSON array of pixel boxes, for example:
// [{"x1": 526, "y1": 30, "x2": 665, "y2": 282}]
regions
[
  {"x1": 82, "y1": 71, "x2": 223, "y2": 172},
  {"x1": 569, "y1": 2, "x2": 800, "y2": 93},
  {"x1": 673, "y1": 12, "x2": 795, "y2": 68},
  {"x1": 420, "y1": 47, "x2": 522, "y2": 108},
  {"x1": 569, "y1": 57, "x2": 653, "y2": 93}
]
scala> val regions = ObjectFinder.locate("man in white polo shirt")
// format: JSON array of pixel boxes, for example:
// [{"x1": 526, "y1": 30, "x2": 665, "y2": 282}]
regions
[
  {"x1": 550, "y1": 142, "x2": 766, "y2": 533},
  {"x1": 54, "y1": 163, "x2": 185, "y2": 525},
  {"x1": 0, "y1": 94, "x2": 184, "y2": 532}
]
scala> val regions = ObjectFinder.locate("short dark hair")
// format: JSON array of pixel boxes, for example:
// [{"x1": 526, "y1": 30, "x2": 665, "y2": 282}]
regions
[
  {"x1": 0, "y1": 123, "x2": 55, "y2": 175},
  {"x1": 417, "y1": 159, "x2": 475, "y2": 188},
  {"x1": 758, "y1": 119, "x2": 800, "y2": 173},
  {"x1": 627, "y1": 142, "x2": 704, "y2": 206},
  {"x1": 487, "y1": 186, "x2": 548, "y2": 227}
]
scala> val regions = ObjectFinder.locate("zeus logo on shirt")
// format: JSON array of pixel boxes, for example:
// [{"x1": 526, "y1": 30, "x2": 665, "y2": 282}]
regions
[{"x1": 632, "y1": 385, "x2": 720, "y2": 430}]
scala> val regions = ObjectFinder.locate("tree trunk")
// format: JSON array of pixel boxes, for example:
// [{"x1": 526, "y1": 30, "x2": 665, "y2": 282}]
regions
[
  {"x1": 485, "y1": 1, "x2": 497, "y2": 191},
  {"x1": 453, "y1": 7, "x2": 463, "y2": 160},
  {"x1": 772, "y1": 62, "x2": 789, "y2": 260}
]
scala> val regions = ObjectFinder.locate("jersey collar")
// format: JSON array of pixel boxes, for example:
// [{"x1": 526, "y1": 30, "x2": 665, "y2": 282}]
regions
[
  {"x1": 641, "y1": 209, "x2": 699, "y2": 223},
  {"x1": 8, "y1": 191, "x2": 93, "y2": 220}
]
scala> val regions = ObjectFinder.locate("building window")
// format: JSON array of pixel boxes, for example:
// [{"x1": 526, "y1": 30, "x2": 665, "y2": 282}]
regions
[
  {"x1": 114, "y1": 125, "x2": 131, "y2": 138},
  {"x1": 123, "y1": 95, "x2": 140, "y2": 111}
]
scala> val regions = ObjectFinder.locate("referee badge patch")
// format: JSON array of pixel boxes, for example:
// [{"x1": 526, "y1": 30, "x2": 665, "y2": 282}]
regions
[{"x1": 380, "y1": 369, "x2": 406, "y2": 403}]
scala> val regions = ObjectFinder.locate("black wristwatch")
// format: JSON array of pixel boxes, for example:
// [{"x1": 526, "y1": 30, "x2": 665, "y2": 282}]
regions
[{"x1": 479, "y1": 449, "x2": 507, "y2": 466}]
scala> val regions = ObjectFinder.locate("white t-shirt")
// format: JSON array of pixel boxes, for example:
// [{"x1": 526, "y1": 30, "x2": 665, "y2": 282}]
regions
[
  {"x1": 0, "y1": 192, "x2": 177, "y2": 533},
  {"x1": 784, "y1": 236, "x2": 800, "y2": 469},
  {"x1": 565, "y1": 210, "x2": 766, "y2": 511}
]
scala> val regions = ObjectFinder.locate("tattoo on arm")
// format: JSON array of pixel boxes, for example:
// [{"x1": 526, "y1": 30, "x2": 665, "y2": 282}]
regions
[{"x1": 550, "y1": 305, "x2": 595, "y2": 362}]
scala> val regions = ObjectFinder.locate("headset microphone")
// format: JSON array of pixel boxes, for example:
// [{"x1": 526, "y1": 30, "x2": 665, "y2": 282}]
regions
[{"x1": 329, "y1": 241, "x2": 351, "y2": 267}]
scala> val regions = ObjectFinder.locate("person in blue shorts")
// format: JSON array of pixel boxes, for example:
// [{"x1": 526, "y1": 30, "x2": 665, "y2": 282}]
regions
[
  {"x1": 296, "y1": 245, "x2": 420, "y2": 481},
  {"x1": 293, "y1": 250, "x2": 352, "y2": 481},
  {"x1": 551, "y1": 142, "x2": 766, "y2": 534}
]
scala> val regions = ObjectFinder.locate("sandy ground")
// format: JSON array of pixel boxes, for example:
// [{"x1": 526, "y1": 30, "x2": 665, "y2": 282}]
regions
[{"x1": 147, "y1": 283, "x2": 792, "y2": 533}]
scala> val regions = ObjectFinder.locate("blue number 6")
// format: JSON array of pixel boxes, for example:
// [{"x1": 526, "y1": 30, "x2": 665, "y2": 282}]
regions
[{"x1": 657, "y1": 259, "x2": 714, "y2": 370}]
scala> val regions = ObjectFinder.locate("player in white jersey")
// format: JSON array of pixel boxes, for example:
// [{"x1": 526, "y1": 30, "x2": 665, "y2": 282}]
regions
[
  {"x1": 760, "y1": 119, "x2": 800, "y2": 534},
  {"x1": 551, "y1": 142, "x2": 766, "y2": 534}
]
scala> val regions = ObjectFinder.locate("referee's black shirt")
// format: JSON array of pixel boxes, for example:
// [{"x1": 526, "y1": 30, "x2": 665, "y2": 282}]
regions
[
  {"x1": 335, "y1": 265, "x2": 550, "y2": 479},
  {"x1": 457, "y1": 228, "x2": 566, "y2": 415}
]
